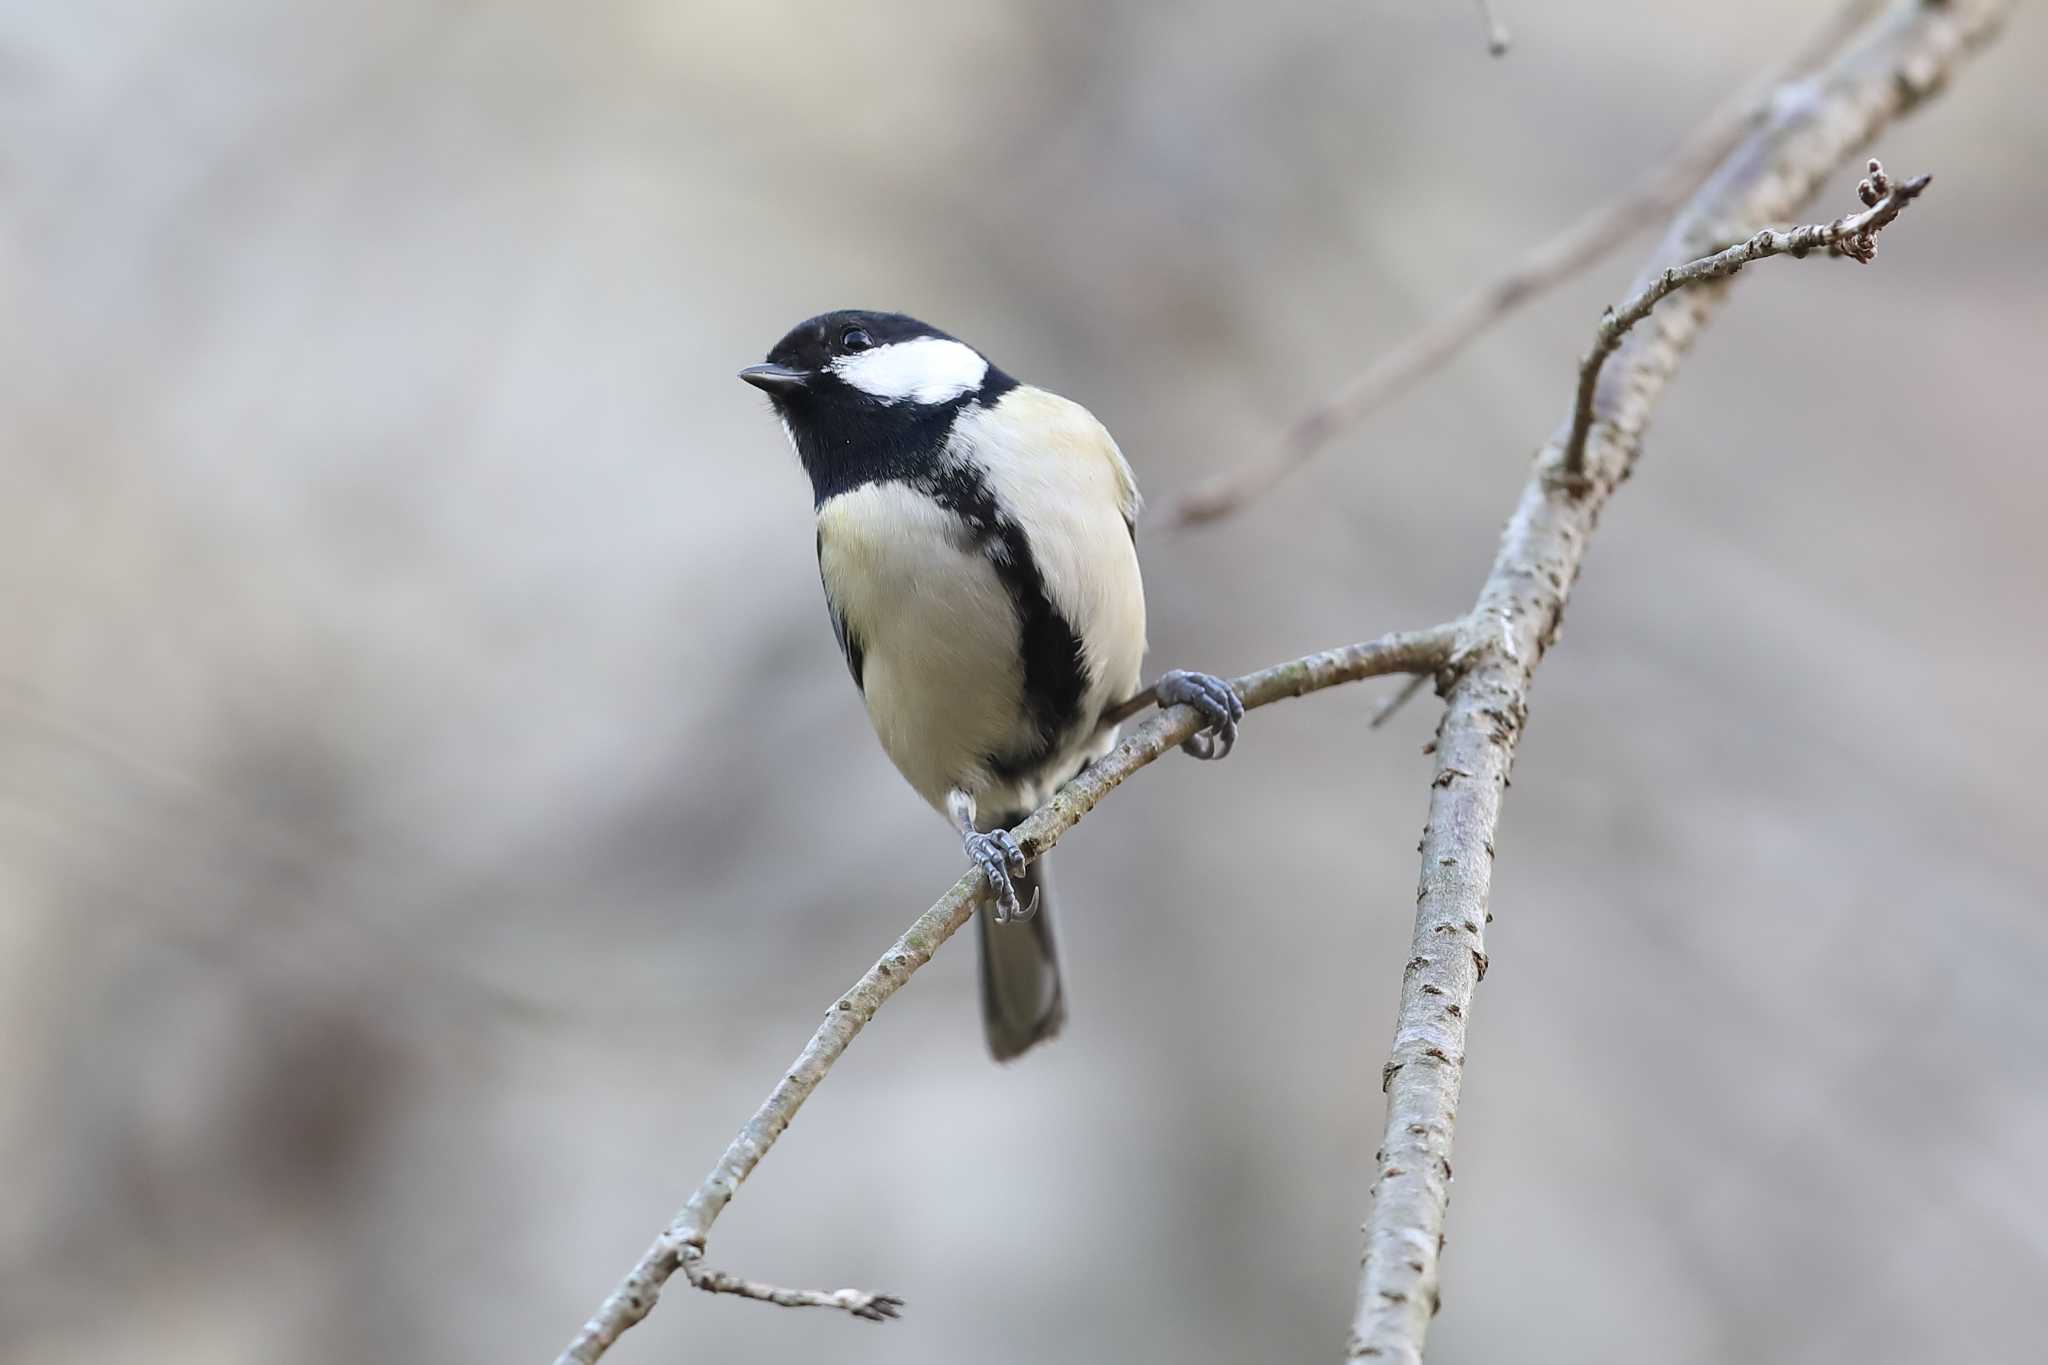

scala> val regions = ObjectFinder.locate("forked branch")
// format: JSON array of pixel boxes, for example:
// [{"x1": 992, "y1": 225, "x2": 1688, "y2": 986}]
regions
[
  {"x1": 555, "y1": 626, "x2": 1458, "y2": 1364},
  {"x1": 555, "y1": 3, "x2": 2007, "y2": 1362},
  {"x1": 1347, "y1": 3, "x2": 2007, "y2": 1361}
]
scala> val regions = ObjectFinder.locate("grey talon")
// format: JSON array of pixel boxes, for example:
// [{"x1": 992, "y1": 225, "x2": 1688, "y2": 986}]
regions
[
  {"x1": 1156, "y1": 669, "x2": 1243, "y2": 761},
  {"x1": 995, "y1": 828, "x2": 1026, "y2": 878},
  {"x1": 966, "y1": 830, "x2": 1025, "y2": 921}
]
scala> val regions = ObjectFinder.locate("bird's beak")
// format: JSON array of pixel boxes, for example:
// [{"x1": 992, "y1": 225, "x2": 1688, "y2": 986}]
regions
[{"x1": 739, "y1": 363, "x2": 811, "y2": 394}]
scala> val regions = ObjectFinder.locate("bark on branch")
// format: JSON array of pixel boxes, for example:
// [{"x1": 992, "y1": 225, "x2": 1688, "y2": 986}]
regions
[
  {"x1": 554, "y1": 626, "x2": 1458, "y2": 1365},
  {"x1": 1345, "y1": 3, "x2": 2009, "y2": 1361}
]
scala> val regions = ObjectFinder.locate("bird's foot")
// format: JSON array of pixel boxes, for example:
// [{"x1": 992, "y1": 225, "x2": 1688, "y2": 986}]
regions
[
  {"x1": 1156, "y1": 669, "x2": 1244, "y2": 760},
  {"x1": 966, "y1": 828, "x2": 1033, "y2": 922}
]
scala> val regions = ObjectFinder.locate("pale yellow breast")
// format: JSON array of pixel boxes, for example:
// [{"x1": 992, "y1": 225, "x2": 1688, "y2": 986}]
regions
[{"x1": 816, "y1": 482, "x2": 1031, "y2": 813}]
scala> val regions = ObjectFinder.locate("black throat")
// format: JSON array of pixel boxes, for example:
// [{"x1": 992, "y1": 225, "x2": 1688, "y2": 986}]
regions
[{"x1": 775, "y1": 368, "x2": 1016, "y2": 506}]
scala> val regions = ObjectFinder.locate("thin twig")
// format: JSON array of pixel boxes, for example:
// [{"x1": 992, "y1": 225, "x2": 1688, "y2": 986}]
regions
[
  {"x1": 1472, "y1": 0, "x2": 1510, "y2": 57},
  {"x1": 1369, "y1": 672, "x2": 1432, "y2": 730},
  {"x1": 1098, "y1": 683, "x2": 1157, "y2": 731},
  {"x1": 555, "y1": 625, "x2": 1458, "y2": 1365},
  {"x1": 1347, "y1": 3, "x2": 2008, "y2": 1361},
  {"x1": 1158, "y1": 0, "x2": 1887, "y2": 531},
  {"x1": 1561, "y1": 161, "x2": 1928, "y2": 477},
  {"x1": 682, "y1": 1259, "x2": 902, "y2": 1321}
]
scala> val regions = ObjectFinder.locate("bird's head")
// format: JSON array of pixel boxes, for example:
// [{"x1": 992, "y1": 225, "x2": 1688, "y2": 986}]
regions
[
  {"x1": 741, "y1": 311, "x2": 1015, "y2": 498},
  {"x1": 740, "y1": 310, "x2": 1010, "y2": 417}
]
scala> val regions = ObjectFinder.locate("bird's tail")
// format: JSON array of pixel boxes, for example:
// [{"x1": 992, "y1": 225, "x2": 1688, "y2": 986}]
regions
[{"x1": 976, "y1": 854, "x2": 1066, "y2": 1062}]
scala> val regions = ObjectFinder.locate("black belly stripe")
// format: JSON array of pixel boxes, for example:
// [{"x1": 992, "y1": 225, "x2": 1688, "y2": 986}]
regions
[
  {"x1": 914, "y1": 463, "x2": 1090, "y2": 776},
  {"x1": 986, "y1": 519, "x2": 1089, "y2": 774}
]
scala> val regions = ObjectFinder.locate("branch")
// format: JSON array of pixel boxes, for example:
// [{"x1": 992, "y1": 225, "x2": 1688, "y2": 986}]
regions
[
  {"x1": 1158, "y1": 0, "x2": 1888, "y2": 531},
  {"x1": 555, "y1": 625, "x2": 1458, "y2": 1365},
  {"x1": 1561, "y1": 160, "x2": 1928, "y2": 477},
  {"x1": 558, "y1": 6, "x2": 2005, "y2": 1362},
  {"x1": 1347, "y1": 2, "x2": 2010, "y2": 1361},
  {"x1": 681, "y1": 1262, "x2": 902, "y2": 1321}
]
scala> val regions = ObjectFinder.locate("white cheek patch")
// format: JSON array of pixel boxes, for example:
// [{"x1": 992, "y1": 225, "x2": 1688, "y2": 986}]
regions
[{"x1": 832, "y1": 337, "x2": 988, "y2": 405}]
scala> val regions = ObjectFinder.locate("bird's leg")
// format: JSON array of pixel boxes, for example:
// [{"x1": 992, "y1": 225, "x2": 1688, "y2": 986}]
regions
[
  {"x1": 1154, "y1": 670, "x2": 1245, "y2": 760},
  {"x1": 948, "y1": 788, "x2": 1030, "y2": 922}
]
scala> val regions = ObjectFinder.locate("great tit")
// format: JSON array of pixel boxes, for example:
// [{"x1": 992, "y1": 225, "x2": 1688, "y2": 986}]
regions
[{"x1": 741, "y1": 311, "x2": 1244, "y2": 1061}]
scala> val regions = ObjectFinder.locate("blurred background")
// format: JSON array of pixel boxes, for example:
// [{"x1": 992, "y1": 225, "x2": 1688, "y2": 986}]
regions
[{"x1": 4, "y1": 2, "x2": 2044, "y2": 1362}]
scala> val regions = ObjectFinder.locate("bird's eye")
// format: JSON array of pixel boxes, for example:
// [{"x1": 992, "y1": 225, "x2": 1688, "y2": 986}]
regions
[{"x1": 840, "y1": 327, "x2": 874, "y2": 352}]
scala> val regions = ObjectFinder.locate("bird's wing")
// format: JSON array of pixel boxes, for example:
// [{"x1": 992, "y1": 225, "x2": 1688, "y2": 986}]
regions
[
  {"x1": 1094, "y1": 414, "x2": 1142, "y2": 536},
  {"x1": 951, "y1": 386, "x2": 1148, "y2": 724},
  {"x1": 816, "y1": 528, "x2": 866, "y2": 691}
]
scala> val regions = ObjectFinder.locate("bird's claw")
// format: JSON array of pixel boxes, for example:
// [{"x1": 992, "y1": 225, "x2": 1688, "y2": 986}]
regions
[
  {"x1": 966, "y1": 828, "x2": 1032, "y2": 922},
  {"x1": 1156, "y1": 669, "x2": 1244, "y2": 760},
  {"x1": 849, "y1": 1294, "x2": 905, "y2": 1322}
]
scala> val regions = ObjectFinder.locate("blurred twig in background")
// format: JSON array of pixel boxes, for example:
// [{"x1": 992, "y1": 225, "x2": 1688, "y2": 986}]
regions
[
  {"x1": 1160, "y1": 0, "x2": 1887, "y2": 531},
  {"x1": 556, "y1": 2, "x2": 2009, "y2": 1362},
  {"x1": 1471, "y1": 0, "x2": 1511, "y2": 58}
]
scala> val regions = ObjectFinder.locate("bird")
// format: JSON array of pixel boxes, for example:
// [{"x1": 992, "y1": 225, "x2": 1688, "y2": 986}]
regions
[{"x1": 741, "y1": 310, "x2": 1244, "y2": 1061}]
